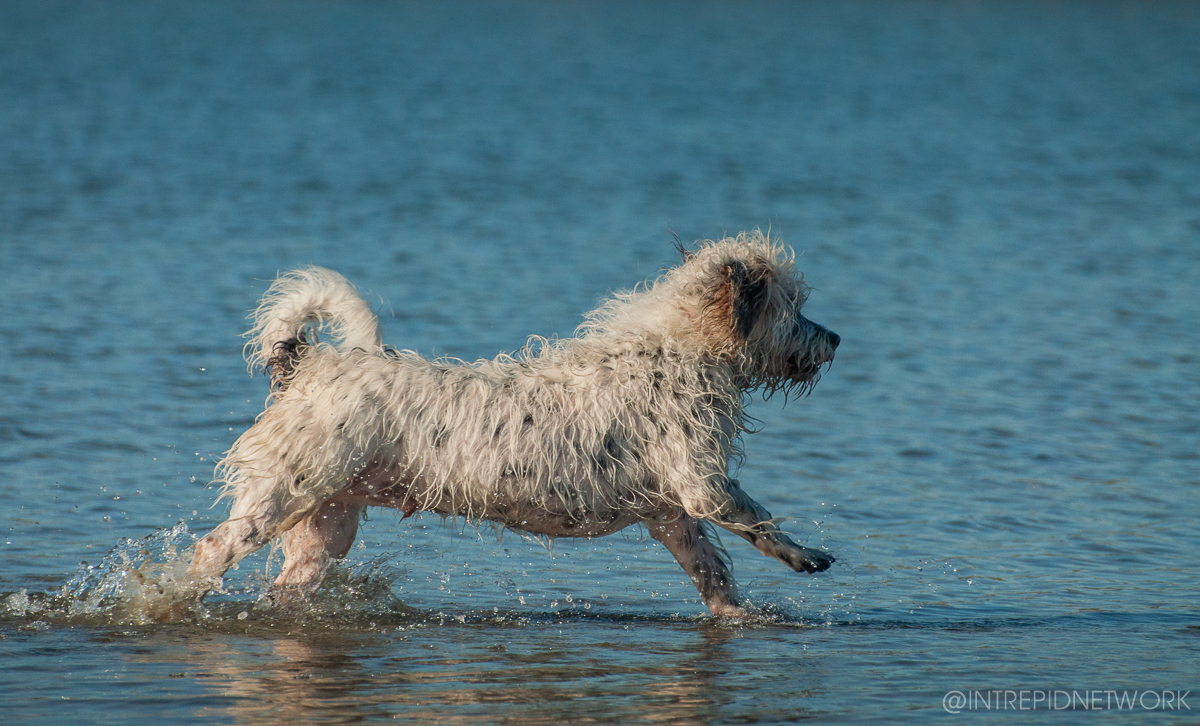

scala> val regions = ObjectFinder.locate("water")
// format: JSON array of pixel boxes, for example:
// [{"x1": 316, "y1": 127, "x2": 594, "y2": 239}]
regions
[{"x1": 2, "y1": 0, "x2": 1198, "y2": 722}]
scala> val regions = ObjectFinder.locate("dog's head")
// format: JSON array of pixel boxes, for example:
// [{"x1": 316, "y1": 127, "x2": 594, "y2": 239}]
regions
[{"x1": 682, "y1": 232, "x2": 839, "y2": 396}]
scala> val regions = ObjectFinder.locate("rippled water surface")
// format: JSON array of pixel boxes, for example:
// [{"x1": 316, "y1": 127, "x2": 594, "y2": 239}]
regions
[{"x1": 2, "y1": 1, "x2": 1198, "y2": 723}]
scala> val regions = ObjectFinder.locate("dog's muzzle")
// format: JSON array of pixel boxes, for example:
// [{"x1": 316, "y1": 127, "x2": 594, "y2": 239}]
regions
[
  {"x1": 788, "y1": 324, "x2": 839, "y2": 381},
  {"x1": 812, "y1": 323, "x2": 840, "y2": 364}
]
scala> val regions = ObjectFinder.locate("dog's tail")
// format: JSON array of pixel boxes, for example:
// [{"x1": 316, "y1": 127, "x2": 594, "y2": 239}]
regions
[{"x1": 245, "y1": 267, "x2": 383, "y2": 387}]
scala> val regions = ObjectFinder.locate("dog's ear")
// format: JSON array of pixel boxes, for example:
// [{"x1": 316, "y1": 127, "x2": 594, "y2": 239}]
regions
[
  {"x1": 709, "y1": 259, "x2": 771, "y2": 346},
  {"x1": 727, "y1": 260, "x2": 771, "y2": 341}
]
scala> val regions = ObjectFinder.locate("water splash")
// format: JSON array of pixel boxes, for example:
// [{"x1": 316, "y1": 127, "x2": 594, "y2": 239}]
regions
[
  {"x1": 67, "y1": 521, "x2": 202, "y2": 622},
  {"x1": 1, "y1": 522, "x2": 416, "y2": 629},
  {"x1": 0, "y1": 522, "x2": 201, "y2": 625}
]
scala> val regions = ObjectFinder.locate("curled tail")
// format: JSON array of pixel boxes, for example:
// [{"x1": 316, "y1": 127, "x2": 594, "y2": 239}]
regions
[{"x1": 246, "y1": 267, "x2": 383, "y2": 387}]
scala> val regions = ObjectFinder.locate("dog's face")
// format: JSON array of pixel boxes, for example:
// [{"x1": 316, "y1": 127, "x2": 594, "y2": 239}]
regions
[{"x1": 689, "y1": 234, "x2": 839, "y2": 396}]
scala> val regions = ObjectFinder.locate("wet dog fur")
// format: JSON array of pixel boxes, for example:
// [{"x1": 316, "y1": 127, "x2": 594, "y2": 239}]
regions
[{"x1": 185, "y1": 232, "x2": 839, "y2": 617}]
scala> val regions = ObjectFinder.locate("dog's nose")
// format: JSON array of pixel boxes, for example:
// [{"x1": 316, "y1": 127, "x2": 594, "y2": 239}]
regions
[{"x1": 829, "y1": 332, "x2": 840, "y2": 349}]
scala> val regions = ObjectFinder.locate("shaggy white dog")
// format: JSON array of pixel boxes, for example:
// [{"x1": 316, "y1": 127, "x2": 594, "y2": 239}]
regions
[{"x1": 186, "y1": 232, "x2": 839, "y2": 616}]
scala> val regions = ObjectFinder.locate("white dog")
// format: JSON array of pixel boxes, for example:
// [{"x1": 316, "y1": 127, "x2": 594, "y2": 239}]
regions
[{"x1": 186, "y1": 232, "x2": 838, "y2": 616}]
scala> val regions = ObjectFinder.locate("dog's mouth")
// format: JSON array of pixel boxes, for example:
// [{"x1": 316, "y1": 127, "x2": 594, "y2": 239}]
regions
[
  {"x1": 797, "y1": 361, "x2": 822, "y2": 380},
  {"x1": 761, "y1": 327, "x2": 839, "y2": 399},
  {"x1": 786, "y1": 354, "x2": 827, "y2": 382},
  {"x1": 784, "y1": 324, "x2": 840, "y2": 383}
]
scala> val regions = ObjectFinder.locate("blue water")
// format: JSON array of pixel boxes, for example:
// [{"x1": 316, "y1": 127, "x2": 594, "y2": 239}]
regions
[{"x1": 2, "y1": 0, "x2": 1198, "y2": 723}]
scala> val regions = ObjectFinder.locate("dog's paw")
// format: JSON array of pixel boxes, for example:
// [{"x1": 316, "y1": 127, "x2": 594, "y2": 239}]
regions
[
  {"x1": 790, "y1": 546, "x2": 835, "y2": 574},
  {"x1": 801, "y1": 549, "x2": 830, "y2": 571},
  {"x1": 263, "y1": 583, "x2": 313, "y2": 607},
  {"x1": 708, "y1": 602, "x2": 748, "y2": 618}
]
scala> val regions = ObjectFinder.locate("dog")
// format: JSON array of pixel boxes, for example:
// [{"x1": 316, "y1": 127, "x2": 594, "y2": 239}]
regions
[{"x1": 185, "y1": 231, "x2": 839, "y2": 617}]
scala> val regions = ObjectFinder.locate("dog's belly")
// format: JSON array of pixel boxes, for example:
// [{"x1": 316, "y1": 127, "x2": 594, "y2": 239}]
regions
[
  {"x1": 334, "y1": 465, "x2": 644, "y2": 538},
  {"x1": 463, "y1": 501, "x2": 643, "y2": 538}
]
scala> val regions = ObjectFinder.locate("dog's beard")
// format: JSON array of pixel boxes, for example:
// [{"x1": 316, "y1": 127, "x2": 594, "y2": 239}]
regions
[{"x1": 742, "y1": 351, "x2": 830, "y2": 401}]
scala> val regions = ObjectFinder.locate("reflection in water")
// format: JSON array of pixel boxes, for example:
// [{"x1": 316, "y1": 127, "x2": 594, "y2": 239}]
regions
[
  {"x1": 170, "y1": 620, "x2": 820, "y2": 724},
  {"x1": 4, "y1": 525, "x2": 828, "y2": 724}
]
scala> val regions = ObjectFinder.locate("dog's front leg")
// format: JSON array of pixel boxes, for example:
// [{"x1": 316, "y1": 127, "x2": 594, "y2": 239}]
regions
[
  {"x1": 711, "y1": 479, "x2": 834, "y2": 574},
  {"x1": 646, "y1": 510, "x2": 744, "y2": 617}
]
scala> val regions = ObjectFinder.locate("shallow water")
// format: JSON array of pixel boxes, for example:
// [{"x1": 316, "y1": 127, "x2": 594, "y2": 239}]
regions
[{"x1": 2, "y1": 0, "x2": 1199, "y2": 723}]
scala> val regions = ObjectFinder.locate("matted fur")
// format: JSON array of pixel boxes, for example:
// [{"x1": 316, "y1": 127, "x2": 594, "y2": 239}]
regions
[{"x1": 184, "y1": 231, "x2": 840, "y2": 618}]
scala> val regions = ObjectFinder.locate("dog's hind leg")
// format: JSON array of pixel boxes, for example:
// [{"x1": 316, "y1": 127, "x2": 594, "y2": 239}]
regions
[
  {"x1": 187, "y1": 490, "x2": 316, "y2": 594},
  {"x1": 646, "y1": 510, "x2": 744, "y2": 617},
  {"x1": 710, "y1": 479, "x2": 834, "y2": 574},
  {"x1": 272, "y1": 498, "x2": 364, "y2": 588}
]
